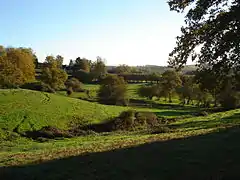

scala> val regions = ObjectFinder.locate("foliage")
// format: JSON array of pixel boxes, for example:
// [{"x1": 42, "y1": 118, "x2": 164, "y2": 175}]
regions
[
  {"x1": 114, "y1": 64, "x2": 132, "y2": 74},
  {"x1": 168, "y1": 0, "x2": 240, "y2": 77},
  {"x1": 98, "y1": 74, "x2": 128, "y2": 105},
  {"x1": 0, "y1": 46, "x2": 35, "y2": 87},
  {"x1": 75, "y1": 57, "x2": 91, "y2": 72},
  {"x1": 91, "y1": 56, "x2": 107, "y2": 80},
  {"x1": 72, "y1": 70, "x2": 93, "y2": 83},
  {"x1": 193, "y1": 84, "x2": 213, "y2": 107},
  {"x1": 177, "y1": 75, "x2": 195, "y2": 105},
  {"x1": 137, "y1": 85, "x2": 159, "y2": 100},
  {"x1": 148, "y1": 72, "x2": 161, "y2": 82},
  {"x1": 21, "y1": 82, "x2": 55, "y2": 93},
  {"x1": 40, "y1": 55, "x2": 68, "y2": 91},
  {"x1": 194, "y1": 70, "x2": 223, "y2": 106},
  {"x1": 66, "y1": 87, "x2": 73, "y2": 96},
  {"x1": 218, "y1": 80, "x2": 240, "y2": 109},
  {"x1": 65, "y1": 78, "x2": 83, "y2": 92},
  {"x1": 161, "y1": 70, "x2": 182, "y2": 102}
]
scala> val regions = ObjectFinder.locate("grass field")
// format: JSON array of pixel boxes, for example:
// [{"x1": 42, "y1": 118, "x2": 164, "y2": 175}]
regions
[
  {"x1": 1, "y1": 87, "x2": 240, "y2": 179},
  {"x1": 0, "y1": 89, "x2": 128, "y2": 140},
  {"x1": 0, "y1": 88, "x2": 194, "y2": 140}
]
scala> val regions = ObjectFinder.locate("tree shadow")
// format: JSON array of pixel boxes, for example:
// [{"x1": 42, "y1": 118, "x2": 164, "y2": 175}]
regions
[
  {"x1": 170, "y1": 113, "x2": 240, "y2": 130},
  {"x1": 129, "y1": 99, "x2": 199, "y2": 110},
  {"x1": 155, "y1": 110, "x2": 194, "y2": 117},
  {"x1": 1, "y1": 126, "x2": 240, "y2": 180}
]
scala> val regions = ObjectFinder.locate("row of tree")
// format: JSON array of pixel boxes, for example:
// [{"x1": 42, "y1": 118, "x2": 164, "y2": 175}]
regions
[{"x1": 137, "y1": 70, "x2": 240, "y2": 109}]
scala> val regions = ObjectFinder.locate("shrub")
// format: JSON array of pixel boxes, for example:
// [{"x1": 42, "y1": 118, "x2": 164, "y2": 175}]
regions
[
  {"x1": 150, "y1": 125, "x2": 171, "y2": 134},
  {"x1": 138, "y1": 85, "x2": 156, "y2": 100},
  {"x1": 86, "y1": 110, "x2": 159, "y2": 132},
  {"x1": 98, "y1": 74, "x2": 128, "y2": 105},
  {"x1": 135, "y1": 112, "x2": 158, "y2": 126},
  {"x1": 21, "y1": 82, "x2": 55, "y2": 93},
  {"x1": 65, "y1": 78, "x2": 83, "y2": 92},
  {"x1": 66, "y1": 87, "x2": 73, "y2": 96},
  {"x1": 218, "y1": 91, "x2": 240, "y2": 109},
  {"x1": 72, "y1": 70, "x2": 93, "y2": 83}
]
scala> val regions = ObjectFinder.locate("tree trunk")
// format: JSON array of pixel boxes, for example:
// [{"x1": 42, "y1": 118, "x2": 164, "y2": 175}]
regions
[{"x1": 168, "y1": 93, "x2": 172, "y2": 103}]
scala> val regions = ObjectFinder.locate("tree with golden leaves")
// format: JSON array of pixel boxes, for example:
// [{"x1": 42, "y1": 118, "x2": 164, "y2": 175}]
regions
[{"x1": 0, "y1": 46, "x2": 36, "y2": 88}]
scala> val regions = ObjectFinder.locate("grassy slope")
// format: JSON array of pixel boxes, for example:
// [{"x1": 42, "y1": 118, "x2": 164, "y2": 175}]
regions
[
  {"x1": 1, "y1": 109, "x2": 240, "y2": 179},
  {"x1": 1, "y1": 109, "x2": 240, "y2": 163},
  {"x1": 1, "y1": 88, "x2": 240, "y2": 179},
  {"x1": 0, "y1": 88, "x2": 190, "y2": 139},
  {"x1": 0, "y1": 89, "x2": 128, "y2": 137}
]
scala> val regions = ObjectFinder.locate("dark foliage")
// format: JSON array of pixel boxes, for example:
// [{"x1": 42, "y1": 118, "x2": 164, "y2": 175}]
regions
[
  {"x1": 81, "y1": 110, "x2": 159, "y2": 132},
  {"x1": 71, "y1": 70, "x2": 93, "y2": 83},
  {"x1": 21, "y1": 82, "x2": 55, "y2": 93},
  {"x1": 98, "y1": 74, "x2": 128, "y2": 105},
  {"x1": 168, "y1": 0, "x2": 240, "y2": 77},
  {"x1": 65, "y1": 78, "x2": 83, "y2": 92}
]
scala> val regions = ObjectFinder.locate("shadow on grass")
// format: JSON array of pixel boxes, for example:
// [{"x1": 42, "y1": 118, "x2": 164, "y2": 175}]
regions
[
  {"x1": 1, "y1": 126, "x2": 240, "y2": 180},
  {"x1": 170, "y1": 113, "x2": 240, "y2": 130},
  {"x1": 155, "y1": 111, "x2": 194, "y2": 117},
  {"x1": 129, "y1": 99, "x2": 200, "y2": 111}
]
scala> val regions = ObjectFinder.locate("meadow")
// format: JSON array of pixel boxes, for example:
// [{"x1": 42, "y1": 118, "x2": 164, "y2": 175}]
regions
[{"x1": 1, "y1": 84, "x2": 240, "y2": 179}]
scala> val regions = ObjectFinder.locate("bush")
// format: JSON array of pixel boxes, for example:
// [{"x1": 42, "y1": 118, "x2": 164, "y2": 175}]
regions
[
  {"x1": 82, "y1": 110, "x2": 160, "y2": 132},
  {"x1": 218, "y1": 91, "x2": 240, "y2": 109},
  {"x1": 65, "y1": 78, "x2": 83, "y2": 92},
  {"x1": 98, "y1": 74, "x2": 128, "y2": 105},
  {"x1": 135, "y1": 112, "x2": 158, "y2": 126},
  {"x1": 21, "y1": 82, "x2": 55, "y2": 93},
  {"x1": 150, "y1": 125, "x2": 171, "y2": 134},
  {"x1": 66, "y1": 87, "x2": 73, "y2": 96},
  {"x1": 72, "y1": 70, "x2": 93, "y2": 83}
]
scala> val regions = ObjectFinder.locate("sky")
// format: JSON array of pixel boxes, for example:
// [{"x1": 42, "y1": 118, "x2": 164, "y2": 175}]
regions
[{"x1": 0, "y1": 0, "x2": 186, "y2": 66}]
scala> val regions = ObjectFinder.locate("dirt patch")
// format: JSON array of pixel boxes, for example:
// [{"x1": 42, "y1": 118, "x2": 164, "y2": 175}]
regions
[{"x1": 24, "y1": 126, "x2": 72, "y2": 140}]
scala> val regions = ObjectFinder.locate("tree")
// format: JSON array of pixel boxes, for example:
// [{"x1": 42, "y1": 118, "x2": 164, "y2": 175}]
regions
[
  {"x1": 41, "y1": 55, "x2": 68, "y2": 91},
  {"x1": 192, "y1": 84, "x2": 213, "y2": 108},
  {"x1": 194, "y1": 70, "x2": 222, "y2": 106},
  {"x1": 114, "y1": 64, "x2": 132, "y2": 74},
  {"x1": 217, "y1": 76, "x2": 240, "y2": 109},
  {"x1": 0, "y1": 46, "x2": 35, "y2": 88},
  {"x1": 91, "y1": 56, "x2": 107, "y2": 80},
  {"x1": 98, "y1": 74, "x2": 128, "y2": 105},
  {"x1": 177, "y1": 75, "x2": 195, "y2": 105},
  {"x1": 69, "y1": 59, "x2": 74, "y2": 67},
  {"x1": 148, "y1": 72, "x2": 161, "y2": 83},
  {"x1": 65, "y1": 78, "x2": 83, "y2": 92},
  {"x1": 168, "y1": 0, "x2": 240, "y2": 77},
  {"x1": 72, "y1": 70, "x2": 93, "y2": 83},
  {"x1": 75, "y1": 57, "x2": 90, "y2": 72},
  {"x1": 161, "y1": 70, "x2": 182, "y2": 102},
  {"x1": 138, "y1": 85, "x2": 160, "y2": 100}
]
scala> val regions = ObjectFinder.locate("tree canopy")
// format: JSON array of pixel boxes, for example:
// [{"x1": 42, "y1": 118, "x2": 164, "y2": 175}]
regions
[
  {"x1": 0, "y1": 46, "x2": 35, "y2": 87},
  {"x1": 41, "y1": 55, "x2": 68, "y2": 90},
  {"x1": 75, "y1": 57, "x2": 91, "y2": 72},
  {"x1": 168, "y1": 0, "x2": 240, "y2": 76},
  {"x1": 98, "y1": 74, "x2": 128, "y2": 105},
  {"x1": 91, "y1": 56, "x2": 107, "y2": 80}
]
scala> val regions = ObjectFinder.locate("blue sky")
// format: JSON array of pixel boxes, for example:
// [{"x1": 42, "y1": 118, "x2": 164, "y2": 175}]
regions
[{"x1": 0, "y1": 0, "x2": 186, "y2": 65}]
